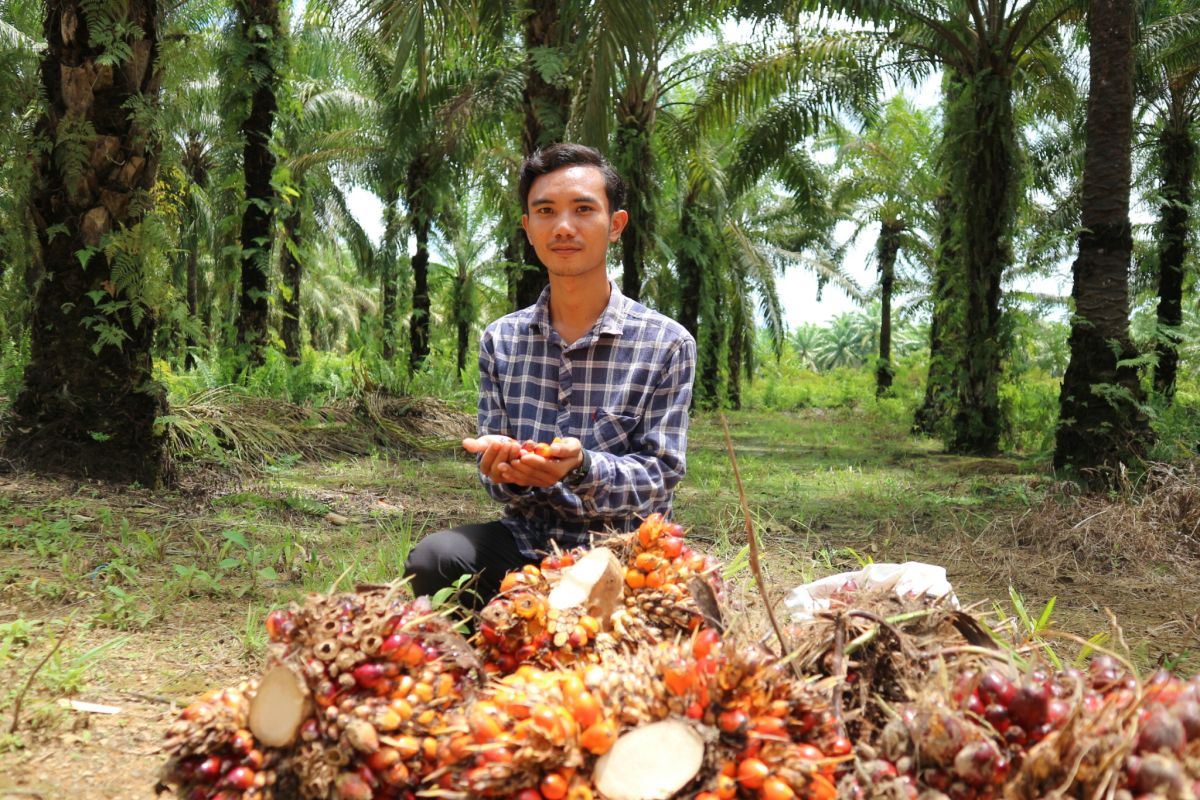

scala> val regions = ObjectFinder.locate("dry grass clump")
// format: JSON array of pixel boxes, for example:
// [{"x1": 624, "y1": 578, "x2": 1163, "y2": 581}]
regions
[
  {"x1": 1002, "y1": 461, "x2": 1200, "y2": 568},
  {"x1": 164, "y1": 388, "x2": 473, "y2": 471}
]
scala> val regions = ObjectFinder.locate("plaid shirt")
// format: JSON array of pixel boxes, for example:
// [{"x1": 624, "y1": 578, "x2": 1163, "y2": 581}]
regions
[{"x1": 477, "y1": 281, "x2": 696, "y2": 558}]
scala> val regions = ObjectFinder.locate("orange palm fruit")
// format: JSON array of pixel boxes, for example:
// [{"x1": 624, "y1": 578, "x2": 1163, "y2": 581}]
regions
[
  {"x1": 540, "y1": 772, "x2": 569, "y2": 800},
  {"x1": 760, "y1": 776, "x2": 795, "y2": 800},
  {"x1": 579, "y1": 718, "x2": 618, "y2": 755},
  {"x1": 737, "y1": 758, "x2": 770, "y2": 789}
]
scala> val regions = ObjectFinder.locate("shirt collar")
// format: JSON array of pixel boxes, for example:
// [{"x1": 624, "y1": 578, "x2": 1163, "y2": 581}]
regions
[{"x1": 531, "y1": 279, "x2": 629, "y2": 339}]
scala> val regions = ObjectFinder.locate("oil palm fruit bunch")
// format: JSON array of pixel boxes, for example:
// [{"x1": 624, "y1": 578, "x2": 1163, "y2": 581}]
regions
[
  {"x1": 159, "y1": 682, "x2": 284, "y2": 800},
  {"x1": 439, "y1": 629, "x2": 842, "y2": 800},
  {"x1": 161, "y1": 590, "x2": 477, "y2": 800},
  {"x1": 476, "y1": 514, "x2": 723, "y2": 674}
]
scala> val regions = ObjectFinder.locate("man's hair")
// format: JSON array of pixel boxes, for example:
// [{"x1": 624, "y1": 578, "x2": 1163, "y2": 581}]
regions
[{"x1": 518, "y1": 143, "x2": 626, "y2": 214}]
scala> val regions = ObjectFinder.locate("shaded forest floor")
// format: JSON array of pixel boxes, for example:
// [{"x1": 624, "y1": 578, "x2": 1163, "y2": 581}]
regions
[{"x1": 1, "y1": 404, "x2": 1199, "y2": 798}]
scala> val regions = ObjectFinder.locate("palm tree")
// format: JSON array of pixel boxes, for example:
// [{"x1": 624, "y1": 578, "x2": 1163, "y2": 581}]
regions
[
  {"x1": 1055, "y1": 0, "x2": 1152, "y2": 480},
  {"x1": 227, "y1": 0, "x2": 287, "y2": 368},
  {"x1": 827, "y1": 96, "x2": 937, "y2": 396},
  {"x1": 6, "y1": 0, "x2": 169, "y2": 483},
  {"x1": 767, "y1": 0, "x2": 1079, "y2": 452},
  {"x1": 1136, "y1": 0, "x2": 1200, "y2": 399}
]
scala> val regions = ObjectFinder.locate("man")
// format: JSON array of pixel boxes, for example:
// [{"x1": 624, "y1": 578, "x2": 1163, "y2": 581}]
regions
[{"x1": 404, "y1": 143, "x2": 696, "y2": 609}]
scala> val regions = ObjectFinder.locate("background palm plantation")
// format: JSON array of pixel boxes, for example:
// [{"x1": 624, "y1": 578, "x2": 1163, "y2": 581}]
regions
[{"x1": 0, "y1": 0, "x2": 1198, "y2": 485}]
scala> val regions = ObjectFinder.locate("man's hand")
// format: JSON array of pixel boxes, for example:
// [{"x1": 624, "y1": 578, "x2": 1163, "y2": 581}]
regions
[{"x1": 462, "y1": 435, "x2": 584, "y2": 488}]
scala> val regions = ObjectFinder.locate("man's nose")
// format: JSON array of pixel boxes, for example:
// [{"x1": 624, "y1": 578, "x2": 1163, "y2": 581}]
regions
[{"x1": 552, "y1": 214, "x2": 575, "y2": 236}]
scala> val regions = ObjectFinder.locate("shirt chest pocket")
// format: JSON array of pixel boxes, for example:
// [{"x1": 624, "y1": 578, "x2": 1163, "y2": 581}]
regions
[{"x1": 590, "y1": 410, "x2": 641, "y2": 453}]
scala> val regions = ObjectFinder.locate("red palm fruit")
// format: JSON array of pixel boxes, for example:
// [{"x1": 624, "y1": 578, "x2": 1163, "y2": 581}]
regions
[
  {"x1": 693, "y1": 629, "x2": 720, "y2": 659},
  {"x1": 520, "y1": 440, "x2": 537, "y2": 453},
  {"x1": 751, "y1": 716, "x2": 787, "y2": 738},
  {"x1": 624, "y1": 569, "x2": 646, "y2": 589},
  {"x1": 761, "y1": 776, "x2": 795, "y2": 800},
  {"x1": 794, "y1": 744, "x2": 824, "y2": 763},
  {"x1": 264, "y1": 609, "x2": 292, "y2": 642},
  {"x1": 514, "y1": 791, "x2": 543, "y2": 800},
  {"x1": 382, "y1": 762, "x2": 411, "y2": 787},
  {"x1": 579, "y1": 718, "x2": 618, "y2": 755},
  {"x1": 533, "y1": 443, "x2": 552, "y2": 457},
  {"x1": 737, "y1": 758, "x2": 770, "y2": 789},
  {"x1": 230, "y1": 728, "x2": 254, "y2": 755},
  {"x1": 715, "y1": 773, "x2": 737, "y2": 800},
  {"x1": 567, "y1": 691, "x2": 601, "y2": 729},
  {"x1": 687, "y1": 701, "x2": 705, "y2": 720},
  {"x1": 644, "y1": 569, "x2": 666, "y2": 589},
  {"x1": 1009, "y1": 682, "x2": 1049, "y2": 729},
  {"x1": 540, "y1": 772, "x2": 569, "y2": 800},
  {"x1": 353, "y1": 662, "x2": 385, "y2": 689},
  {"x1": 1137, "y1": 710, "x2": 1186, "y2": 755},
  {"x1": 368, "y1": 747, "x2": 401, "y2": 772},
  {"x1": 810, "y1": 772, "x2": 838, "y2": 800},
  {"x1": 638, "y1": 515, "x2": 664, "y2": 548},
  {"x1": 979, "y1": 670, "x2": 1015, "y2": 705},
  {"x1": 828, "y1": 735, "x2": 852, "y2": 756},
  {"x1": 663, "y1": 661, "x2": 697, "y2": 696},
  {"x1": 300, "y1": 718, "x2": 321, "y2": 742},
  {"x1": 336, "y1": 772, "x2": 375, "y2": 800},
  {"x1": 695, "y1": 793, "x2": 720, "y2": 800},
  {"x1": 719, "y1": 708, "x2": 750, "y2": 735},
  {"x1": 240, "y1": 749, "x2": 264, "y2": 771},
  {"x1": 380, "y1": 632, "x2": 412, "y2": 659},
  {"x1": 185, "y1": 788, "x2": 208, "y2": 800},
  {"x1": 220, "y1": 766, "x2": 256, "y2": 791},
  {"x1": 196, "y1": 756, "x2": 224, "y2": 784},
  {"x1": 635, "y1": 552, "x2": 664, "y2": 572},
  {"x1": 658, "y1": 536, "x2": 684, "y2": 559},
  {"x1": 471, "y1": 709, "x2": 505, "y2": 744}
]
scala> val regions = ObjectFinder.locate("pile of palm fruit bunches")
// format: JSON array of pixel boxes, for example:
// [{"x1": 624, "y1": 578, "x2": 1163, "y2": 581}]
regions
[{"x1": 160, "y1": 510, "x2": 1200, "y2": 800}]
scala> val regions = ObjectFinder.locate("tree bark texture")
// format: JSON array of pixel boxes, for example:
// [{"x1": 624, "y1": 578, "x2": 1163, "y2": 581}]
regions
[
  {"x1": 8, "y1": 0, "x2": 169, "y2": 484},
  {"x1": 696, "y1": 267, "x2": 723, "y2": 411},
  {"x1": 727, "y1": 293, "x2": 746, "y2": 411},
  {"x1": 1152, "y1": 109, "x2": 1195, "y2": 399},
  {"x1": 875, "y1": 221, "x2": 901, "y2": 397},
  {"x1": 380, "y1": 193, "x2": 400, "y2": 361},
  {"x1": 948, "y1": 73, "x2": 1015, "y2": 455},
  {"x1": 280, "y1": 206, "x2": 302, "y2": 364},
  {"x1": 1055, "y1": 0, "x2": 1150, "y2": 478},
  {"x1": 514, "y1": 0, "x2": 571, "y2": 309},
  {"x1": 233, "y1": 0, "x2": 282, "y2": 368},
  {"x1": 615, "y1": 77, "x2": 657, "y2": 303},
  {"x1": 407, "y1": 157, "x2": 432, "y2": 372},
  {"x1": 675, "y1": 186, "x2": 704, "y2": 342}
]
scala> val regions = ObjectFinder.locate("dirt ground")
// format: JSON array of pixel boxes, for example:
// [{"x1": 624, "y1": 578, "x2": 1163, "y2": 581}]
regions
[{"x1": 2, "y1": 448, "x2": 1199, "y2": 799}]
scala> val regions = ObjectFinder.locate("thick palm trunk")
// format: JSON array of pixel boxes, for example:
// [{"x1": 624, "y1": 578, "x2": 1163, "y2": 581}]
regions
[
  {"x1": 914, "y1": 192, "x2": 960, "y2": 435},
  {"x1": 454, "y1": 268, "x2": 470, "y2": 377},
  {"x1": 185, "y1": 232, "x2": 200, "y2": 368},
  {"x1": 233, "y1": 0, "x2": 282, "y2": 368},
  {"x1": 407, "y1": 158, "x2": 432, "y2": 371},
  {"x1": 727, "y1": 294, "x2": 746, "y2": 411},
  {"x1": 697, "y1": 269, "x2": 724, "y2": 411},
  {"x1": 380, "y1": 193, "x2": 401, "y2": 361},
  {"x1": 876, "y1": 222, "x2": 901, "y2": 397},
  {"x1": 1152, "y1": 109, "x2": 1195, "y2": 399},
  {"x1": 675, "y1": 187, "x2": 703, "y2": 340},
  {"x1": 280, "y1": 207, "x2": 302, "y2": 363},
  {"x1": 514, "y1": 0, "x2": 571, "y2": 309},
  {"x1": 615, "y1": 78, "x2": 657, "y2": 303},
  {"x1": 7, "y1": 0, "x2": 168, "y2": 484},
  {"x1": 948, "y1": 73, "x2": 1016, "y2": 455},
  {"x1": 1055, "y1": 0, "x2": 1150, "y2": 478}
]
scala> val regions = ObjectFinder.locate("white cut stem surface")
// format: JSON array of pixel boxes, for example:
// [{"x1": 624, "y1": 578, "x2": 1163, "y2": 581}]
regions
[
  {"x1": 593, "y1": 720, "x2": 705, "y2": 800},
  {"x1": 547, "y1": 547, "x2": 624, "y2": 621},
  {"x1": 249, "y1": 664, "x2": 310, "y2": 748}
]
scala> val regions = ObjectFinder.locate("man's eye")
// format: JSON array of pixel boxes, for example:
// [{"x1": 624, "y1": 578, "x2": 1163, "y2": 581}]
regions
[{"x1": 577, "y1": 206, "x2": 593, "y2": 214}]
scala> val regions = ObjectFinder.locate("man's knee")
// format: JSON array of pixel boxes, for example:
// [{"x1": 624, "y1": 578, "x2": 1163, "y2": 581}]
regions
[{"x1": 404, "y1": 531, "x2": 459, "y2": 597}]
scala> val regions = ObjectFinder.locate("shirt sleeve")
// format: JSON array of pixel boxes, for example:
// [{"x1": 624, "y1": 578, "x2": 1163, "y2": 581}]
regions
[
  {"x1": 476, "y1": 329, "x2": 531, "y2": 504},
  {"x1": 568, "y1": 335, "x2": 696, "y2": 516}
]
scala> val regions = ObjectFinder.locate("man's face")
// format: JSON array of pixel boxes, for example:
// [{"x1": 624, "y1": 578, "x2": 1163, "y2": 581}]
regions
[{"x1": 521, "y1": 165, "x2": 629, "y2": 280}]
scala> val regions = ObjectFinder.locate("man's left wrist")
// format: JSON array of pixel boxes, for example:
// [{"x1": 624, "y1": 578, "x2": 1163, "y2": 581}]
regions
[{"x1": 564, "y1": 449, "x2": 590, "y2": 485}]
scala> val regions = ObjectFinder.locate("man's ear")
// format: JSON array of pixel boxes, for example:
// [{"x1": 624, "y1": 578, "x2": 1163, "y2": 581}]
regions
[
  {"x1": 609, "y1": 209, "x2": 629, "y2": 241},
  {"x1": 520, "y1": 214, "x2": 530, "y2": 240}
]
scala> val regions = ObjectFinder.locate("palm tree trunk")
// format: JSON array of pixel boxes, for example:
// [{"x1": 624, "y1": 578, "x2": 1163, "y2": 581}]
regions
[
  {"x1": 727, "y1": 293, "x2": 746, "y2": 411},
  {"x1": 1055, "y1": 0, "x2": 1151, "y2": 479},
  {"x1": 407, "y1": 157, "x2": 432, "y2": 371},
  {"x1": 454, "y1": 266, "x2": 471, "y2": 377},
  {"x1": 876, "y1": 222, "x2": 901, "y2": 397},
  {"x1": 280, "y1": 206, "x2": 302, "y2": 363},
  {"x1": 381, "y1": 192, "x2": 401, "y2": 361},
  {"x1": 185, "y1": 231, "x2": 200, "y2": 368},
  {"x1": 615, "y1": 78, "x2": 657, "y2": 303},
  {"x1": 1152, "y1": 106, "x2": 1195, "y2": 400},
  {"x1": 697, "y1": 269, "x2": 724, "y2": 411},
  {"x1": 676, "y1": 187, "x2": 703, "y2": 340},
  {"x1": 7, "y1": 0, "x2": 169, "y2": 485},
  {"x1": 514, "y1": 0, "x2": 570, "y2": 309},
  {"x1": 233, "y1": 0, "x2": 282, "y2": 368},
  {"x1": 949, "y1": 72, "x2": 1016, "y2": 454}
]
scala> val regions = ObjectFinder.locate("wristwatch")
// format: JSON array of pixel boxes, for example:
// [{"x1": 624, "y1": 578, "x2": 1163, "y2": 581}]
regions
[{"x1": 565, "y1": 449, "x2": 591, "y2": 485}]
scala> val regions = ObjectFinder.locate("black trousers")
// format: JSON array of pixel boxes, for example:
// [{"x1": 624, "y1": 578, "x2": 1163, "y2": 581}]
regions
[{"x1": 404, "y1": 521, "x2": 539, "y2": 611}]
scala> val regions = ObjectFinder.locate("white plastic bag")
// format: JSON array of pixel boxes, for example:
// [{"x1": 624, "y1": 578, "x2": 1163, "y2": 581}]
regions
[{"x1": 783, "y1": 561, "x2": 959, "y2": 622}]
